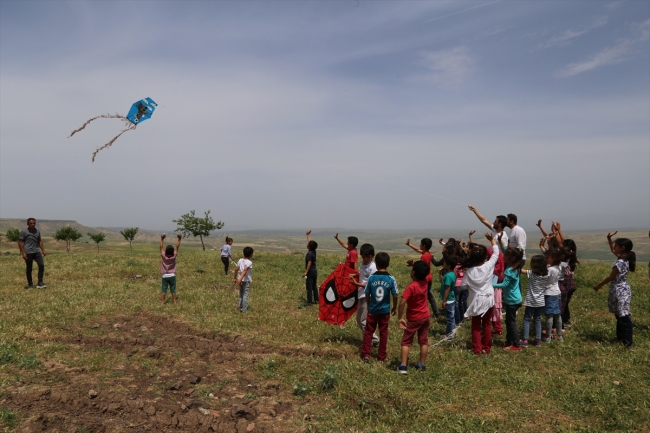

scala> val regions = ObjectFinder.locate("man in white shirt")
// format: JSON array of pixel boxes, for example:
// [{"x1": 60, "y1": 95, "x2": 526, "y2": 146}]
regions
[
  {"x1": 506, "y1": 213, "x2": 527, "y2": 264},
  {"x1": 468, "y1": 206, "x2": 509, "y2": 248}
]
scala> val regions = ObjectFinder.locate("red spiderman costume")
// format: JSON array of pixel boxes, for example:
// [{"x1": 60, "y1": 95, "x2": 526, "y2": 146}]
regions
[{"x1": 318, "y1": 264, "x2": 360, "y2": 327}]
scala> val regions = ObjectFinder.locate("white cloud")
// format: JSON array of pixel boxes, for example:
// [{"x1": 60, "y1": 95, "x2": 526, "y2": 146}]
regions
[
  {"x1": 556, "y1": 39, "x2": 632, "y2": 77},
  {"x1": 556, "y1": 18, "x2": 649, "y2": 77},
  {"x1": 540, "y1": 16, "x2": 607, "y2": 48},
  {"x1": 415, "y1": 46, "x2": 475, "y2": 88}
]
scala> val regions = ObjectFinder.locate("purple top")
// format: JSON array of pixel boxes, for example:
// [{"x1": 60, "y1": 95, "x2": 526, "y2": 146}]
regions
[{"x1": 160, "y1": 252, "x2": 177, "y2": 275}]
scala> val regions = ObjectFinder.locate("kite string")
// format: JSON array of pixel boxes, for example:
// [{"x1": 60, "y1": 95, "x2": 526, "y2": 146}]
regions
[
  {"x1": 68, "y1": 113, "x2": 127, "y2": 138},
  {"x1": 91, "y1": 121, "x2": 136, "y2": 163}
]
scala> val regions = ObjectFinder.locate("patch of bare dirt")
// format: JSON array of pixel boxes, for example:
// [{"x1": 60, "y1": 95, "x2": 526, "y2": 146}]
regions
[{"x1": 1, "y1": 314, "x2": 310, "y2": 433}]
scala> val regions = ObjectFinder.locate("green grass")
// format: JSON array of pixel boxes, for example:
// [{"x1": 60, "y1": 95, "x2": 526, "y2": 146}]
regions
[{"x1": 0, "y1": 249, "x2": 648, "y2": 432}]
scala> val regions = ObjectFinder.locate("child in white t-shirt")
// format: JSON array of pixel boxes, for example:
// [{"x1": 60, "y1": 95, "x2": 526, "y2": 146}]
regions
[
  {"x1": 234, "y1": 247, "x2": 254, "y2": 313},
  {"x1": 349, "y1": 243, "x2": 379, "y2": 346}
]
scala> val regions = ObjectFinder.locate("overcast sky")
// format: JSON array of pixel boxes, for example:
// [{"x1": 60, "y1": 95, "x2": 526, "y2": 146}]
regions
[{"x1": 1, "y1": 1, "x2": 649, "y2": 232}]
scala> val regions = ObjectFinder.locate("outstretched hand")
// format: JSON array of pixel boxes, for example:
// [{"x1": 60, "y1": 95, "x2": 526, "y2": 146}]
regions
[
  {"x1": 607, "y1": 231, "x2": 618, "y2": 239},
  {"x1": 334, "y1": 232, "x2": 339, "y2": 240},
  {"x1": 306, "y1": 230, "x2": 311, "y2": 236},
  {"x1": 536, "y1": 219, "x2": 542, "y2": 228},
  {"x1": 177, "y1": 234, "x2": 182, "y2": 240},
  {"x1": 405, "y1": 238, "x2": 411, "y2": 246},
  {"x1": 484, "y1": 232, "x2": 494, "y2": 241},
  {"x1": 468, "y1": 205, "x2": 476, "y2": 212},
  {"x1": 161, "y1": 234, "x2": 166, "y2": 240},
  {"x1": 469, "y1": 230, "x2": 476, "y2": 236}
]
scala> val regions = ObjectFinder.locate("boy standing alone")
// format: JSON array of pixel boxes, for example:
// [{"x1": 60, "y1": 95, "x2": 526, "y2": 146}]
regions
[
  {"x1": 18, "y1": 218, "x2": 47, "y2": 289},
  {"x1": 397, "y1": 261, "x2": 431, "y2": 374},
  {"x1": 160, "y1": 234, "x2": 182, "y2": 304},
  {"x1": 361, "y1": 252, "x2": 398, "y2": 363},
  {"x1": 302, "y1": 230, "x2": 318, "y2": 305},
  {"x1": 235, "y1": 247, "x2": 254, "y2": 313}
]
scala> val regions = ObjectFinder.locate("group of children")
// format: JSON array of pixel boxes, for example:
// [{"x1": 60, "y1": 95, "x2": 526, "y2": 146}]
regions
[{"x1": 155, "y1": 211, "x2": 638, "y2": 372}]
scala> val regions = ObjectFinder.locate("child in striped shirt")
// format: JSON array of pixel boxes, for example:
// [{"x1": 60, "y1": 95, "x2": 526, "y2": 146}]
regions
[{"x1": 519, "y1": 255, "x2": 548, "y2": 347}]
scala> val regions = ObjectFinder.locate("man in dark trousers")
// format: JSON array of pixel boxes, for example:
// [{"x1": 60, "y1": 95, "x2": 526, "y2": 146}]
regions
[{"x1": 18, "y1": 218, "x2": 47, "y2": 289}]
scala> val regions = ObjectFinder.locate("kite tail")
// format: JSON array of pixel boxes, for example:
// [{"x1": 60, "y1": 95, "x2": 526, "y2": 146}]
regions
[
  {"x1": 68, "y1": 113, "x2": 127, "y2": 138},
  {"x1": 91, "y1": 123, "x2": 137, "y2": 163}
]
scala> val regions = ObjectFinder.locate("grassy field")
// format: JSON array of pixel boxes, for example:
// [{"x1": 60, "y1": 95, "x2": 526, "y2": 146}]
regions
[{"x1": 0, "y1": 246, "x2": 649, "y2": 432}]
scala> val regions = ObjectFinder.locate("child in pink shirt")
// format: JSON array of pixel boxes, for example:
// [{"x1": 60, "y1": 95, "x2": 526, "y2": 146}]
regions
[{"x1": 160, "y1": 234, "x2": 182, "y2": 304}]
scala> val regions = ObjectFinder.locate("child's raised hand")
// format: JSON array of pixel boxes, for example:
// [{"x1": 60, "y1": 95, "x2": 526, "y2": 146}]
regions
[
  {"x1": 468, "y1": 205, "x2": 476, "y2": 212},
  {"x1": 306, "y1": 230, "x2": 311, "y2": 236},
  {"x1": 399, "y1": 318, "x2": 407, "y2": 330},
  {"x1": 176, "y1": 234, "x2": 182, "y2": 240},
  {"x1": 334, "y1": 233, "x2": 339, "y2": 240},
  {"x1": 536, "y1": 219, "x2": 542, "y2": 228},
  {"x1": 607, "y1": 231, "x2": 618, "y2": 239},
  {"x1": 405, "y1": 238, "x2": 410, "y2": 246},
  {"x1": 406, "y1": 259, "x2": 414, "y2": 267},
  {"x1": 438, "y1": 238, "x2": 444, "y2": 245},
  {"x1": 161, "y1": 234, "x2": 166, "y2": 240},
  {"x1": 484, "y1": 232, "x2": 494, "y2": 241},
  {"x1": 469, "y1": 230, "x2": 476, "y2": 236}
]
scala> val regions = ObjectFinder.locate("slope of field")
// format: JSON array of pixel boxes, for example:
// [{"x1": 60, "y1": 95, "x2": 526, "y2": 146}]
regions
[{"x1": 0, "y1": 251, "x2": 648, "y2": 432}]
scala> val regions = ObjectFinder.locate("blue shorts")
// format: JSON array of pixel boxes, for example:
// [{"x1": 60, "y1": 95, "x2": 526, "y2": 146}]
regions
[
  {"x1": 162, "y1": 276, "x2": 177, "y2": 294},
  {"x1": 544, "y1": 295, "x2": 560, "y2": 315}
]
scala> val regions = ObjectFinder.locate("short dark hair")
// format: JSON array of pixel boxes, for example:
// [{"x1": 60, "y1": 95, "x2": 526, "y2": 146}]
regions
[
  {"x1": 226, "y1": 236, "x2": 233, "y2": 243},
  {"x1": 507, "y1": 213, "x2": 518, "y2": 225},
  {"x1": 27, "y1": 218, "x2": 36, "y2": 223},
  {"x1": 375, "y1": 252, "x2": 390, "y2": 269},
  {"x1": 529, "y1": 255, "x2": 548, "y2": 276},
  {"x1": 243, "y1": 246, "x2": 254, "y2": 258},
  {"x1": 443, "y1": 254, "x2": 457, "y2": 269},
  {"x1": 347, "y1": 236, "x2": 359, "y2": 248},
  {"x1": 359, "y1": 243, "x2": 374, "y2": 257},
  {"x1": 308, "y1": 240, "x2": 318, "y2": 251},
  {"x1": 412, "y1": 260, "x2": 429, "y2": 281},
  {"x1": 165, "y1": 245, "x2": 174, "y2": 256},
  {"x1": 495, "y1": 215, "x2": 507, "y2": 230},
  {"x1": 421, "y1": 238, "x2": 433, "y2": 251}
]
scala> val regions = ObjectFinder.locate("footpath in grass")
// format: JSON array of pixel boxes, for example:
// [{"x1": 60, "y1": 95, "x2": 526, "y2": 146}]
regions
[{"x1": 0, "y1": 251, "x2": 648, "y2": 432}]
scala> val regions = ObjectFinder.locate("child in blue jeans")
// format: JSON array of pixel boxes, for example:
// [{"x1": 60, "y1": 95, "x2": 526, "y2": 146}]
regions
[
  {"x1": 160, "y1": 234, "x2": 182, "y2": 304},
  {"x1": 519, "y1": 255, "x2": 548, "y2": 347}
]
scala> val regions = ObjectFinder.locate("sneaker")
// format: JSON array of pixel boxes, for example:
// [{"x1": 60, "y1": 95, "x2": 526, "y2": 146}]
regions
[
  {"x1": 555, "y1": 336, "x2": 564, "y2": 342},
  {"x1": 25, "y1": 285, "x2": 35, "y2": 290},
  {"x1": 533, "y1": 340, "x2": 541, "y2": 347},
  {"x1": 543, "y1": 337, "x2": 552, "y2": 343},
  {"x1": 362, "y1": 357, "x2": 370, "y2": 364},
  {"x1": 37, "y1": 282, "x2": 47, "y2": 289},
  {"x1": 397, "y1": 364, "x2": 408, "y2": 375},
  {"x1": 519, "y1": 340, "x2": 529, "y2": 348},
  {"x1": 503, "y1": 345, "x2": 522, "y2": 351},
  {"x1": 414, "y1": 362, "x2": 426, "y2": 372},
  {"x1": 371, "y1": 340, "x2": 379, "y2": 347}
]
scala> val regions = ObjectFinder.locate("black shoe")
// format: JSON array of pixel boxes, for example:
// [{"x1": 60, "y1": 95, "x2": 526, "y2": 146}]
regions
[
  {"x1": 25, "y1": 285, "x2": 35, "y2": 290},
  {"x1": 37, "y1": 282, "x2": 47, "y2": 289}
]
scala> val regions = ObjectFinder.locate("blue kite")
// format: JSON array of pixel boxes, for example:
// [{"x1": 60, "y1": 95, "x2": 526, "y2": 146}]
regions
[{"x1": 68, "y1": 97, "x2": 158, "y2": 162}]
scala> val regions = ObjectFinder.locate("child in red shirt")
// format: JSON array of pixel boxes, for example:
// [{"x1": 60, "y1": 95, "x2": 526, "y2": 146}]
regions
[
  {"x1": 406, "y1": 237, "x2": 441, "y2": 317},
  {"x1": 335, "y1": 233, "x2": 359, "y2": 271},
  {"x1": 397, "y1": 261, "x2": 430, "y2": 374}
]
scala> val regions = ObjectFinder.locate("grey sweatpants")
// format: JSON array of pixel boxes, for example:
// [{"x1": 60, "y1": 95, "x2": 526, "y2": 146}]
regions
[
  {"x1": 356, "y1": 297, "x2": 379, "y2": 344},
  {"x1": 239, "y1": 281, "x2": 251, "y2": 312}
]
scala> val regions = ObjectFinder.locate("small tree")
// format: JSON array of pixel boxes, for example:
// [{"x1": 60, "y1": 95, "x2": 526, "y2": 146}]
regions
[
  {"x1": 173, "y1": 210, "x2": 224, "y2": 251},
  {"x1": 120, "y1": 227, "x2": 139, "y2": 252},
  {"x1": 87, "y1": 232, "x2": 106, "y2": 253},
  {"x1": 6, "y1": 228, "x2": 20, "y2": 243},
  {"x1": 54, "y1": 226, "x2": 83, "y2": 253}
]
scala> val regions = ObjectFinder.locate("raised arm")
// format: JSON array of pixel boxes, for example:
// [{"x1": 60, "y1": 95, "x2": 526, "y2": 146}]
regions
[
  {"x1": 468, "y1": 230, "x2": 475, "y2": 244},
  {"x1": 468, "y1": 205, "x2": 493, "y2": 230},
  {"x1": 306, "y1": 230, "x2": 312, "y2": 248},
  {"x1": 175, "y1": 233, "x2": 182, "y2": 253},
  {"x1": 334, "y1": 233, "x2": 348, "y2": 250},
  {"x1": 607, "y1": 231, "x2": 618, "y2": 256},
  {"x1": 536, "y1": 219, "x2": 549, "y2": 238},
  {"x1": 554, "y1": 222, "x2": 566, "y2": 243},
  {"x1": 405, "y1": 238, "x2": 423, "y2": 254},
  {"x1": 159, "y1": 234, "x2": 165, "y2": 253}
]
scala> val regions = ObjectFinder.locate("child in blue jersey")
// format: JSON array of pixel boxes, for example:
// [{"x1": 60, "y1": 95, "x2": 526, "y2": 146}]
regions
[
  {"x1": 439, "y1": 255, "x2": 458, "y2": 336},
  {"x1": 361, "y1": 252, "x2": 398, "y2": 363}
]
